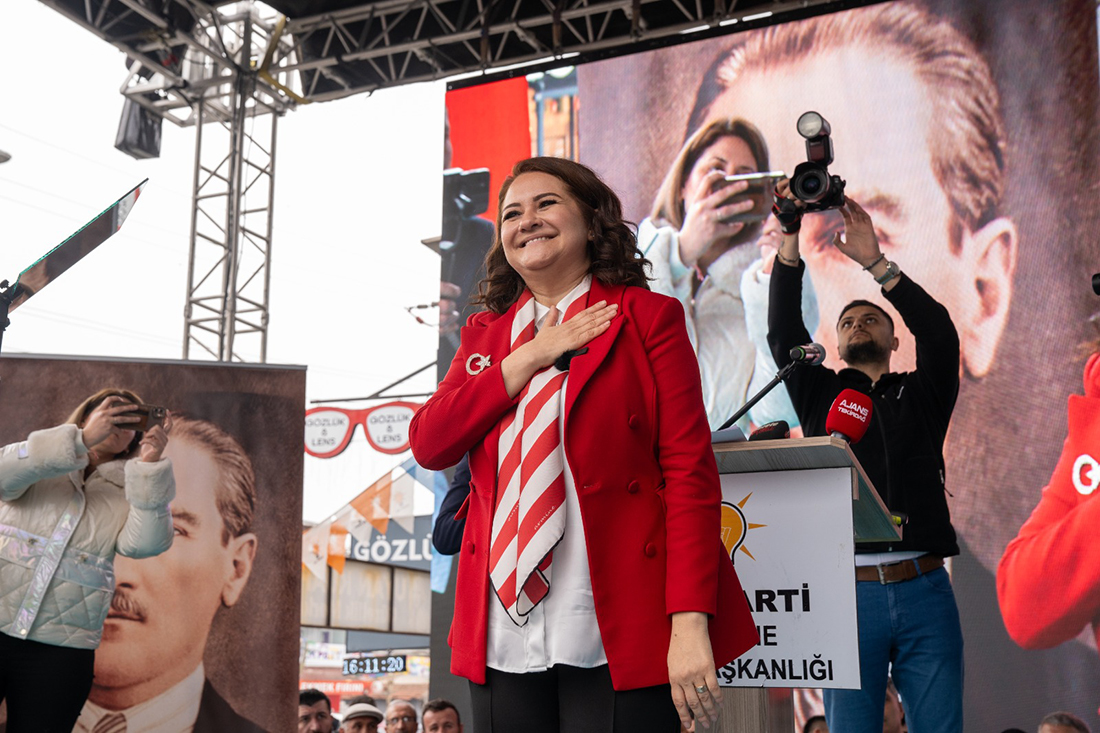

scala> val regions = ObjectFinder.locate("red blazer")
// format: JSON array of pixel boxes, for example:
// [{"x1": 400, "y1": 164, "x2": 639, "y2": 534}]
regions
[
  {"x1": 998, "y1": 354, "x2": 1100, "y2": 653},
  {"x1": 410, "y1": 279, "x2": 758, "y2": 690}
]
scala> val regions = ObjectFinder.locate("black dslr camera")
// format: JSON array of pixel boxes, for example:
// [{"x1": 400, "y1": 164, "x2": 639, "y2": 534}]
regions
[{"x1": 790, "y1": 111, "x2": 846, "y2": 211}]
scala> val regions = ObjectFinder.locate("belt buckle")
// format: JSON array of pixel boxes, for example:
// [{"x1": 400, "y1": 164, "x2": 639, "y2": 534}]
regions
[{"x1": 877, "y1": 563, "x2": 890, "y2": 585}]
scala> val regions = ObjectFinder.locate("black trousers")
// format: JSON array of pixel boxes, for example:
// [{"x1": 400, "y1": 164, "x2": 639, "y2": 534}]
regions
[
  {"x1": 469, "y1": 664, "x2": 680, "y2": 733},
  {"x1": 0, "y1": 632, "x2": 95, "y2": 732}
]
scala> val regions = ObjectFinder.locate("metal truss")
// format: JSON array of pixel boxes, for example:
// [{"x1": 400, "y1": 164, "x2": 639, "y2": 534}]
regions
[
  {"x1": 44, "y1": 0, "x2": 848, "y2": 112},
  {"x1": 278, "y1": 0, "x2": 844, "y2": 102},
  {"x1": 182, "y1": 90, "x2": 277, "y2": 363},
  {"x1": 42, "y1": 0, "x2": 304, "y2": 127},
  {"x1": 43, "y1": 0, "x2": 292, "y2": 361},
  {"x1": 41, "y1": 0, "x2": 846, "y2": 363}
]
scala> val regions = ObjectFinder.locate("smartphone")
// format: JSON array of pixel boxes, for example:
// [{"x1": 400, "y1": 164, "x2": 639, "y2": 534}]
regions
[
  {"x1": 717, "y1": 171, "x2": 787, "y2": 223},
  {"x1": 120, "y1": 404, "x2": 167, "y2": 432},
  {"x1": 723, "y1": 170, "x2": 788, "y2": 186}
]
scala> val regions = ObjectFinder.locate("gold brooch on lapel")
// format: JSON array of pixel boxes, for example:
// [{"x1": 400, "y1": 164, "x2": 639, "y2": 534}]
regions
[{"x1": 466, "y1": 353, "x2": 491, "y2": 375}]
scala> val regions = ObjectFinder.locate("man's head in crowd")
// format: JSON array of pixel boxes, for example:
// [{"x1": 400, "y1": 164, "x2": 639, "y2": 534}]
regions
[
  {"x1": 299, "y1": 689, "x2": 334, "y2": 733},
  {"x1": 423, "y1": 699, "x2": 463, "y2": 733},
  {"x1": 697, "y1": 1, "x2": 1017, "y2": 376},
  {"x1": 386, "y1": 700, "x2": 419, "y2": 733},
  {"x1": 1039, "y1": 711, "x2": 1092, "y2": 733},
  {"x1": 89, "y1": 416, "x2": 258, "y2": 709},
  {"x1": 342, "y1": 702, "x2": 385, "y2": 733}
]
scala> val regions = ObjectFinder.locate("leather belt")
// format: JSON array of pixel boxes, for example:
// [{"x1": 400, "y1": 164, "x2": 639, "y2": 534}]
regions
[{"x1": 855, "y1": 555, "x2": 944, "y2": 584}]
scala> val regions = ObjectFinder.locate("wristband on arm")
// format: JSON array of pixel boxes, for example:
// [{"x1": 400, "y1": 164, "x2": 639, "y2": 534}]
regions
[{"x1": 772, "y1": 193, "x2": 803, "y2": 234}]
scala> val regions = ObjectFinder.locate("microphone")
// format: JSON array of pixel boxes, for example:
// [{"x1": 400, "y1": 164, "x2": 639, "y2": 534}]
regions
[
  {"x1": 716, "y1": 344, "x2": 825, "y2": 431},
  {"x1": 826, "y1": 389, "x2": 873, "y2": 444},
  {"x1": 789, "y1": 343, "x2": 826, "y2": 366},
  {"x1": 749, "y1": 420, "x2": 790, "y2": 441},
  {"x1": 554, "y1": 347, "x2": 589, "y2": 372}
]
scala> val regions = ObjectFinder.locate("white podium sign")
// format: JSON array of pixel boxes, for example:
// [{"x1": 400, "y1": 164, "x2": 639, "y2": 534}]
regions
[{"x1": 717, "y1": 467, "x2": 860, "y2": 689}]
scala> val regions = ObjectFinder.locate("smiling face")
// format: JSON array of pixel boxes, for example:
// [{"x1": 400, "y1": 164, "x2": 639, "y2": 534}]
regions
[{"x1": 498, "y1": 171, "x2": 592, "y2": 289}]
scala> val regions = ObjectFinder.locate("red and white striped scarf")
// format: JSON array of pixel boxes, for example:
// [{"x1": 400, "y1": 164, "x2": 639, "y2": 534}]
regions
[{"x1": 488, "y1": 276, "x2": 592, "y2": 626}]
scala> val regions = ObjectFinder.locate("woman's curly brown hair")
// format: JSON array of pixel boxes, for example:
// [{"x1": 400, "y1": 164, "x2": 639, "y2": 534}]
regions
[{"x1": 473, "y1": 157, "x2": 650, "y2": 314}]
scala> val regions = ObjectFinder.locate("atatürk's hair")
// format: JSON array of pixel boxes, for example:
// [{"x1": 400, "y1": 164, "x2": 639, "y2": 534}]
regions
[
  {"x1": 650, "y1": 117, "x2": 770, "y2": 230},
  {"x1": 474, "y1": 157, "x2": 650, "y2": 315},
  {"x1": 700, "y1": 2, "x2": 1006, "y2": 249},
  {"x1": 66, "y1": 388, "x2": 146, "y2": 459},
  {"x1": 171, "y1": 415, "x2": 257, "y2": 545}
]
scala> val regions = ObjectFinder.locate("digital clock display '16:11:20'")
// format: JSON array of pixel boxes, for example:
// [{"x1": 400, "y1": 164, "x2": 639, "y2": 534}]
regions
[{"x1": 342, "y1": 654, "x2": 407, "y2": 676}]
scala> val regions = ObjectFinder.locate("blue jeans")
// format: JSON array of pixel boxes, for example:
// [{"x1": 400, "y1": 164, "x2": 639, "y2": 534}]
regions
[{"x1": 823, "y1": 566, "x2": 963, "y2": 733}]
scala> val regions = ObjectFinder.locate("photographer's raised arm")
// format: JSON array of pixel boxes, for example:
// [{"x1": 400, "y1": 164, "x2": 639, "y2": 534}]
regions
[{"x1": 833, "y1": 198, "x2": 900, "y2": 293}]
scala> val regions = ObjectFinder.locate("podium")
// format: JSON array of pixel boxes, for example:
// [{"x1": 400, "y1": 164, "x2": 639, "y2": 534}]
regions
[{"x1": 711, "y1": 436, "x2": 899, "y2": 733}]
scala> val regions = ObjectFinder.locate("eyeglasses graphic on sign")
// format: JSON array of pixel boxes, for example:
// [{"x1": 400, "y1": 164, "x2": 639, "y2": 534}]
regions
[{"x1": 304, "y1": 401, "x2": 421, "y2": 458}]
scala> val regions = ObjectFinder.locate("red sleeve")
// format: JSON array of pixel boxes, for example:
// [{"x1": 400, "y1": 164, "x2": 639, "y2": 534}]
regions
[
  {"x1": 997, "y1": 391, "x2": 1100, "y2": 648},
  {"x1": 408, "y1": 316, "x2": 519, "y2": 470},
  {"x1": 643, "y1": 295, "x2": 723, "y2": 616}
]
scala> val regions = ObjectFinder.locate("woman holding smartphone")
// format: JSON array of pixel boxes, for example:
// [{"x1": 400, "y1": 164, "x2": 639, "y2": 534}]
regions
[
  {"x1": 640, "y1": 117, "x2": 817, "y2": 432},
  {"x1": 0, "y1": 388, "x2": 175, "y2": 731}
]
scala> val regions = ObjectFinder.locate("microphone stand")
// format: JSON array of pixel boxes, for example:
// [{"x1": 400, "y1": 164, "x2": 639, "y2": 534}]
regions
[{"x1": 717, "y1": 360, "x2": 800, "y2": 431}]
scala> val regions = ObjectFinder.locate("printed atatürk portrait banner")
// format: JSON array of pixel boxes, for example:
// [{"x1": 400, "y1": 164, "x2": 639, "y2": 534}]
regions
[
  {"x1": 0, "y1": 354, "x2": 305, "y2": 733},
  {"x1": 440, "y1": 0, "x2": 1100, "y2": 729},
  {"x1": 718, "y1": 469, "x2": 859, "y2": 689}
]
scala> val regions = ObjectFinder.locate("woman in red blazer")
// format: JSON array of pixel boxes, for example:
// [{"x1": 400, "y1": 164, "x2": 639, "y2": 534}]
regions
[{"x1": 410, "y1": 157, "x2": 757, "y2": 732}]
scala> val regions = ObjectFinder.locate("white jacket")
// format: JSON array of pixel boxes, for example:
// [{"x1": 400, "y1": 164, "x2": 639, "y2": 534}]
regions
[
  {"x1": 638, "y1": 217, "x2": 819, "y2": 431},
  {"x1": 0, "y1": 424, "x2": 175, "y2": 649}
]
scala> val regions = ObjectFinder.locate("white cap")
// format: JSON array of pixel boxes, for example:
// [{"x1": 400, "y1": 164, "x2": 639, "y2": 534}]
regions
[{"x1": 343, "y1": 703, "x2": 385, "y2": 722}]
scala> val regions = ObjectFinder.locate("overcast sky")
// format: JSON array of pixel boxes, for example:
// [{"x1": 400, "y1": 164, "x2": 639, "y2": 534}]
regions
[{"x1": 1, "y1": 1, "x2": 449, "y2": 522}]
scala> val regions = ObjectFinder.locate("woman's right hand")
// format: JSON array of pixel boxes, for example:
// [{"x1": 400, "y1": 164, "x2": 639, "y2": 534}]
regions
[
  {"x1": 81, "y1": 396, "x2": 140, "y2": 449},
  {"x1": 501, "y1": 300, "x2": 618, "y2": 398},
  {"x1": 678, "y1": 170, "x2": 755, "y2": 269}
]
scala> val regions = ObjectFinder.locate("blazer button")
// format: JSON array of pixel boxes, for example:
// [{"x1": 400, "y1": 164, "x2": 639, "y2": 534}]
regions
[
  {"x1": 628, "y1": 414, "x2": 641, "y2": 429},
  {"x1": 627, "y1": 480, "x2": 640, "y2": 494},
  {"x1": 644, "y1": 542, "x2": 657, "y2": 558}
]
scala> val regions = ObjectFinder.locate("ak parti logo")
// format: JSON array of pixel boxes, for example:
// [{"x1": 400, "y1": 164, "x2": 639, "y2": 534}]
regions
[{"x1": 720, "y1": 493, "x2": 766, "y2": 564}]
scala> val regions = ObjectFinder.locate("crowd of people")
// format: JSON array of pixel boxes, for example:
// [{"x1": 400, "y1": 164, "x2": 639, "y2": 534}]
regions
[{"x1": 299, "y1": 690, "x2": 463, "y2": 733}]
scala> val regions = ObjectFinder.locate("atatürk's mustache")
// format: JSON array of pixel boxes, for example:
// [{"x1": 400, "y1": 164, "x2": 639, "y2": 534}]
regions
[{"x1": 108, "y1": 588, "x2": 147, "y2": 622}]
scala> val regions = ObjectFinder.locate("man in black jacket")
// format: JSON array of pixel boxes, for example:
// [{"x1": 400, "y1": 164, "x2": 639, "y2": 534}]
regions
[{"x1": 767, "y1": 184, "x2": 963, "y2": 733}]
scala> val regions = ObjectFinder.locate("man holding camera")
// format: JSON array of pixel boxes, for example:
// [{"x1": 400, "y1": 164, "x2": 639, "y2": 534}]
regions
[{"x1": 767, "y1": 180, "x2": 964, "y2": 733}]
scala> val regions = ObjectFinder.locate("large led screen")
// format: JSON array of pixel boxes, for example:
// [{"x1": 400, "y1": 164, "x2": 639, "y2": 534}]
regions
[{"x1": 437, "y1": 1, "x2": 1100, "y2": 729}]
